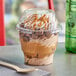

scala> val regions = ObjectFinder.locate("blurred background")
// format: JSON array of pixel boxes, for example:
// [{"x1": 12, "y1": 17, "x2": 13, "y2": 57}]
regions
[{"x1": 5, "y1": 0, "x2": 66, "y2": 45}]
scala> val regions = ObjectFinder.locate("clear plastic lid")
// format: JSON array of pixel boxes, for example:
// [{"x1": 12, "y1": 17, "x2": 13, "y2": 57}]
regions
[{"x1": 16, "y1": 8, "x2": 59, "y2": 34}]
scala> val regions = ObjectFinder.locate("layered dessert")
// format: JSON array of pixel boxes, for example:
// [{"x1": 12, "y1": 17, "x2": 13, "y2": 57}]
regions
[{"x1": 17, "y1": 9, "x2": 58, "y2": 65}]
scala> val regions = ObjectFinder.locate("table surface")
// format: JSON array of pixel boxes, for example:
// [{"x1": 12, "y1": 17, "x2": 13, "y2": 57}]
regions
[{"x1": 0, "y1": 43, "x2": 76, "y2": 76}]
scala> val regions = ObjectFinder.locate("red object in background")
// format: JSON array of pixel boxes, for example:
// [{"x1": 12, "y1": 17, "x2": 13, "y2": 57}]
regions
[
  {"x1": 0, "y1": 0, "x2": 6, "y2": 46},
  {"x1": 48, "y1": 0, "x2": 55, "y2": 11}
]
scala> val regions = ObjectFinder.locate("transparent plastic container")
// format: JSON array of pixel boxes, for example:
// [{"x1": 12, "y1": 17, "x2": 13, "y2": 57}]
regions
[{"x1": 17, "y1": 8, "x2": 59, "y2": 65}]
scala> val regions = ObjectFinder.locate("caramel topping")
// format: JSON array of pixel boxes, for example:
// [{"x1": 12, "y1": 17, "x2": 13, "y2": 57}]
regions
[{"x1": 24, "y1": 14, "x2": 50, "y2": 30}]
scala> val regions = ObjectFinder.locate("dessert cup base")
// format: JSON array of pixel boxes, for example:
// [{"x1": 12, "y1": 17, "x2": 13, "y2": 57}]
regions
[{"x1": 25, "y1": 54, "x2": 54, "y2": 66}]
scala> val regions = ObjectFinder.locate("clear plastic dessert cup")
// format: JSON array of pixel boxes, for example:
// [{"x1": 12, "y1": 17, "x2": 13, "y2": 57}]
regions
[{"x1": 17, "y1": 8, "x2": 59, "y2": 65}]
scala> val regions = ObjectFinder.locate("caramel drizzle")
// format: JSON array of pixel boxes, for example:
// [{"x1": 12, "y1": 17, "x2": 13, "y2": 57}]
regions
[{"x1": 24, "y1": 14, "x2": 50, "y2": 30}]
